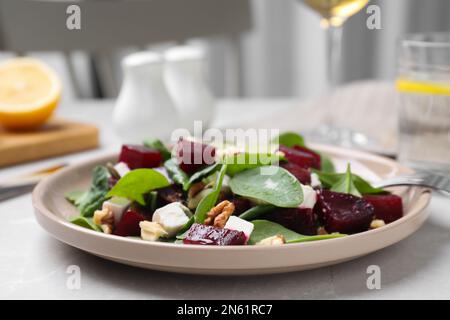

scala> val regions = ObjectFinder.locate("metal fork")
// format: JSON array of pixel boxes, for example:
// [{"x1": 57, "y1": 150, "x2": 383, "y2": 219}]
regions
[{"x1": 373, "y1": 170, "x2": 450, "y2": 193}]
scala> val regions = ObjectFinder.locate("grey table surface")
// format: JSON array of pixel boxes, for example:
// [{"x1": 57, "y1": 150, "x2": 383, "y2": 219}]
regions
[{"x1": 1, "y1": 84, "x2": 449, "y2": 299}]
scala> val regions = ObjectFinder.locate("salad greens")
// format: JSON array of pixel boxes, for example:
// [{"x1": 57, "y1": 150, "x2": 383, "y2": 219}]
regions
[
  {"x1": 313, "y1": 166, "x2": 385, "y2": 195},
  {"x1": 238, "y1": 204, "x2": 276, "y2": 221},
  {"x1": 143, "y1": 138, "x2": 171, "y2": 161},
  {"x1": 66, "y1": 131, "x2": 398, "y2": 247},
  {"x1": 70, "y1": 216, "x2": 103, "y2": 232},
  {"x1": 318, "y1": 153, "x2": 335, "y2": 173},
  {"x1": 330, "y1": 164, "x2": 361, "y2": 197},
  {"x1": 106, "y1": 168, "x2": 170, "y2": 205},
  {"x1": 164, "y1": 158, "x2": 189, "y2": 190},
  {"x1": 187, "y1": 163, "x2": 221, "y2": 190},
  {"x1": 147, "y1": 191, "x2": 158, "y2": 213},
  {"x1": 273, "y1": 132, "x2": 305, "y2": 148},
  {"x1": 194, "y1": 164, "x2": 228, "y2": 223},
  {"x1": 229, "y1": 166, "x2": 303, "y2": 208},
  {"x1": 224, "y1": 152, "x2": 284, "y2": 176},
  {"x1": 65, "y1": 190, "x2": 86, "y2": 206},
  {"x1": 248, "y1": 220, "x2": 345, "y2": 245},
  {"x1": 65, "y1": 166, "x2": 110, "y2": 217},
  {"x1": 177, "y1": 216, "x2": 195, "y2": 236}
]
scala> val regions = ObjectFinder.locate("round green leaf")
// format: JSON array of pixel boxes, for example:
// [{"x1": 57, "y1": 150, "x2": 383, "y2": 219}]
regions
[{"x1": 229, "y1": 166, "x2": 303, "y2": 208}]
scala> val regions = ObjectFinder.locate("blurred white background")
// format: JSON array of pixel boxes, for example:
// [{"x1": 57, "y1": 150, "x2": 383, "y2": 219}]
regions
[{"x1": 1, "y1": 0, "x2": 450, "y2": 103}]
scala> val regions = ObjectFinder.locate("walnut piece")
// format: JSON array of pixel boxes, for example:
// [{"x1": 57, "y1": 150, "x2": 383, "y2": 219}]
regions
[
  {"x1": 370, "y1": 219, "x2": 386, "y2": 229},
  {"x1": 204, "y1": 200, "x2": 235, "y2": 228},
  {"x1": 317, "y1": 227, "x2": 328, "y2": 235},
  {"x1": 256, "y1": 235, "x2": 286, "y2": 246},
  {"x1": 93, "y1": 208, "x2": 114, "y2": 234}
]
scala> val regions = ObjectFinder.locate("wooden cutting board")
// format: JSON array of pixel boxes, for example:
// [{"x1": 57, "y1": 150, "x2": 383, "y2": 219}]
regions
[{"x1": 0, "y1": 118, "x2": 99, "y2": 168}]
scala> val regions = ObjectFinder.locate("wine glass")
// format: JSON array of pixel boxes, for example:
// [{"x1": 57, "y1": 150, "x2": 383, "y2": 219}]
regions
[{"x1": 300, "y1": 0, "x2": 371, "y2": 148}]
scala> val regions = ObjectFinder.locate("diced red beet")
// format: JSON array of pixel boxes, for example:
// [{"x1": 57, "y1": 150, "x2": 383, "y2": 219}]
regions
[
  {"x1": 175, "y1": 138, "x2": 216, "y2": 174},
  {"x1": 293, "y1": 145, "x2": 321, "y2": 167},
  {"x1": 281, "y1": 162, "x2": 312, "y2": 185},
  {"x1": 315, "y1": 190, "x2": 374, "y2": 234},
  {"x1": 264, "y1": 207, "x2": 317, "y2": 235},
  {"x1": 363, "y1": 194, "x2": 403, "y2": 223},
  {"x1": 279, "y1": 145, "x2": 321, "y2": 169},
  {"x1": 118, "y1": 144, "x2": 162, "y2": 169},
  {"x1": 231, "y1": 197, "x2": 252, "y2": 215},
  {"x1": 113, "y1": 210, "x2": 145, "y2": 237},
  {"x1": 183, "y1": 223, "x2": 247, "y2": 245}
]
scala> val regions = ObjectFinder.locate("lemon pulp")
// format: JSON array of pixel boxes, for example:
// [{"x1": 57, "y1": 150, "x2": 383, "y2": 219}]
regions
[{"x1": 0, "y1": 58, "x2": 61, "y2": 130}]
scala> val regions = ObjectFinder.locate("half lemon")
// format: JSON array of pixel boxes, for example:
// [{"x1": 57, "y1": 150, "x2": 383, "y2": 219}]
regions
[{"x1": 0, "y1": 58, "x2": 62, "y2": 130}]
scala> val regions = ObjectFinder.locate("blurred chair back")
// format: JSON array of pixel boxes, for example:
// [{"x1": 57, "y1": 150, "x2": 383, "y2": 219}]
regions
[{"x1": 0, "y1": 0, "x2": 251, "y2": 97}]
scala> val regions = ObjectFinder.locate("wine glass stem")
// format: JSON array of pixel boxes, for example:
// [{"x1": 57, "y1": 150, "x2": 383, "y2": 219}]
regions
[
  {"x1": 324, "y1": 24, "x2": 343, "y2": 125},
  {"x1": 326, "y1": 25, "x2": 343, "y2": 88}
]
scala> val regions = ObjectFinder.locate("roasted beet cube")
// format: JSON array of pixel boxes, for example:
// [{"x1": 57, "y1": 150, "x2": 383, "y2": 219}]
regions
[
  {"x1": 315, "y1": 190, "x2": 374, "y2": 234},
  {"x1": 113, "y1": 210, "x2": 145, "y2": 237},
  {"x1": 118, "y1": 144, "x2": 162, "y2": 169},
  {"x1": 265, "y1": 207, "x2": 317, "y2": 235},
  {"x1": 175, "y1": 138, "x2": 216, "y2": 174},
  {"x1": 183, "y1": 223, "x2": 247, "y2": 245},
  {"x1": 281, "y1": 162, "x2": 312, "y2": 185},
  {"x1": 363, "y1": 194, "x2": 403, "y2": 223},
  {"x1": 279, "y1": 145, "x2": 321, "y2": 169}
]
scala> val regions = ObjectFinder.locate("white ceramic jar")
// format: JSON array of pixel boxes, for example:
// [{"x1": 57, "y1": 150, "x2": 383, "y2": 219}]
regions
[
  {"x1": 113, "y1": 51, "x2": 179, "y2": 143},
  {"x1": 164, "y1": 46, "x2": 214, "y2": 133}
]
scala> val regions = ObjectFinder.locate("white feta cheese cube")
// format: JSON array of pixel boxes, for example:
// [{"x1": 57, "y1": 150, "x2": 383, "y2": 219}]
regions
[
  {"x1": 299, "y1": 185, "x2": 317, "y2": 209},
  {"x1": 224, "y1": 216, "x2": 254, "y2": 240},
  {"x1": 152, "y1": 202, "x2": 192, "y2": 237},
  {"x1": 114, "y1": 162, "x2": 131, "y2": 177},
  {"x1": 310, "y1": 172, "x2": 322, "y2": 188},
  {"x1": 102, "y1": 197, "x2": 130, "y2": 225}
]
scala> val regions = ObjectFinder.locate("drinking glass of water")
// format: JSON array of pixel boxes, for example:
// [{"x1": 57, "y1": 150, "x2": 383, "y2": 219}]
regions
[{"x1": 397, "y1": 33, "x2": 450, "y2": 171}]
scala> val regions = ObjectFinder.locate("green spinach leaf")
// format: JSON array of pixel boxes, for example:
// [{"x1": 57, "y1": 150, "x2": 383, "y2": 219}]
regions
[
  {"x1": 143, "y1": 138, "x2": 171, "y2": 161},
  {"x1": 186, "y1": 163, "x2": 221, "y2": 190},
  {"x1": 330, "y1": 164, "x2": 361, "y2": 196},
  {"x1": 194, "y1": 164, "x2": 228, "y2": 223},
  {"x1": 318, "y1": 152, "x2": 335, "y2": 173},
  {"x1": 313, "y1": 166, "x2": 386, "y2": 195},
  {"x1": 273, "y1": 132, "x2": 305, "y2": 148},
  {"x1": 224, "y1": 152, "x2": 284, "y2": 176},
  {"x1": 229, "y1": 166, "x2": 303, "y2": 208},
  {"x1": 71, "y1": 166, "x2": 111, "y2": 217},
  {"x1": 176, "y1": 217, "x2": 195, "y2": 238},
  {"x1": 248, "y1": 220, "x2": 346, "y2": 245},
  {"x1": 238, "y1": 204, "x2": 276, "y2": 221},
  {"x1": 70, "y1": 216, "x2": 103, "y2": 232},
  {"x1": 107, "y1": 168, "x2": 170, "y2": 205},
  {"x1": 65, "y1": 190, "x2": 86, "y2": 206},
  {"x1": 164, "y1": 158, "x2": 189, "y2": 190}
]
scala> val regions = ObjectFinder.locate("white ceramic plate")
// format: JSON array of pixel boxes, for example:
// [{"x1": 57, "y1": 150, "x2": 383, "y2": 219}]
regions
[{"x1": 32, "y1": 144, "x2": 432, "y2": 275}]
